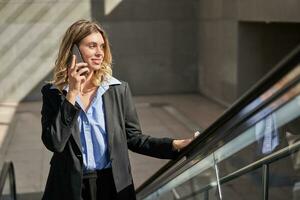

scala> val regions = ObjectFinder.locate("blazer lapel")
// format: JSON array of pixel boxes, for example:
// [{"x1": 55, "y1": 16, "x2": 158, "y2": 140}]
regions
[
  {"x1": 103, "y1": 88, "x2": 115, "y2": 150},
  {"x1": 73, "y1": 102, "x2": 84, "y2": 152},
  {"x1": 60, "y1": 90, "x2": 82, "y2": 152}
]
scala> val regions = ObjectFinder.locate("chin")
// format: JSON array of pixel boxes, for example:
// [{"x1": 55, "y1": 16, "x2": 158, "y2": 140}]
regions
[
  {"x1": 94, "y1": 66, "x2": 102, "y2": 71},
  {"x1": 89, "y1": 65, "x2": 101, "y2": 71}
]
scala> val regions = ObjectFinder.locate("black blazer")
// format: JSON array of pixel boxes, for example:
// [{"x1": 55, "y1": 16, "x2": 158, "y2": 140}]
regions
[{"x1": 41, "y1": 82, "x2": 178, "y2": 200}]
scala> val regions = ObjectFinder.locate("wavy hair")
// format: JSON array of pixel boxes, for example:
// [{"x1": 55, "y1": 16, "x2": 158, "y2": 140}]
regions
[{"x1": 51, "y1": 19, "x2": 112, "y2": 91}]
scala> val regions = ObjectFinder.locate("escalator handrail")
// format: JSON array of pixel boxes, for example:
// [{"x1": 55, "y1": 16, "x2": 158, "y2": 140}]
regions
[
  {"x1": 0, "y1": 161, "x2": 17, "y2": 200},
  {"x1": 136, "y1": 44, "x2": 300, "y2": 195}
]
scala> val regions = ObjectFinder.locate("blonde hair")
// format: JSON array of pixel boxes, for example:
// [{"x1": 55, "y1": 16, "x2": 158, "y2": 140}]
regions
[{"x1": 51, "y1": 19, "x2": 112, "y2": 91}]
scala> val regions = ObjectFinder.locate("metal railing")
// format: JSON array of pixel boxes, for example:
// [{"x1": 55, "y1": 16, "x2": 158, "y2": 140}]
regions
[{"x1": 0, "y1": 161, "x2": 17, "y2": 200}]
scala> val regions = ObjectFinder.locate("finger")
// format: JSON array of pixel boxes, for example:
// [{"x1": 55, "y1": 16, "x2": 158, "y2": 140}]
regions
[
  {"x1": 76, "y1": 67, "x2": 89, "y2": 76},
  {"x1": 194, "y1": 131, "x2": 200, "y2": 138},
  {"x1": 78, "y1": 75, "x2": 87, "y2": 83},
  {"x1": 76, "y1": 62, "x2": 88, "y2": 68},
  {"x1": 73, "y1": 62, "x2": 88, "y2": 73},
  {"x1": 70, "y1": 55, "x2": 76, "y2": 69}
]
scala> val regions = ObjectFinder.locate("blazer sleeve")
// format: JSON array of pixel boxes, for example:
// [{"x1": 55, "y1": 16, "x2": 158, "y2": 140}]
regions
[
  {"x1": 124, "y1": 83, "x2": 179, "y2": 159},
  {"x1": 41, "y1": 84, "x2": 81, "y2": 153}
]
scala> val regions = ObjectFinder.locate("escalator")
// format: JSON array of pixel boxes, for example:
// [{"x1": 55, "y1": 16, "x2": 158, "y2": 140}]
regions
[
  {"x1": 136, "y1": 46, "x2": 300, "y2": 200},
  {"x1": 1, "y1": 45, "x2": 300, "y2": 200}
]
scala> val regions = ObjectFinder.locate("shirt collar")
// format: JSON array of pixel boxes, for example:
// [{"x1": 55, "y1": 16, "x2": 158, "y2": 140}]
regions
[
  {"x1": 102, "y1": 76, "x2": 122, "y2": 87},
  {"x1": 100, "y1": 76, "x2": 121, "y2": 93},
  {"x1": 49, "y1": 76, "x2": 121, "y2": 91}
]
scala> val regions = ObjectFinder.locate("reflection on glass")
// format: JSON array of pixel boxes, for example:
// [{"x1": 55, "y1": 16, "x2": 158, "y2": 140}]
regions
[
  {"x1": 212, "y1": 90, "x2": 300, "y2": 199},
  {"x1": 218, "y1": 91, "x2": 300, "y2": 178},
  {"x1": 240, "y1": 65, "x2": 300, "y2": 118},
  {"x1": 255, "y1": 112, "x2": 279, "y2": 155}
]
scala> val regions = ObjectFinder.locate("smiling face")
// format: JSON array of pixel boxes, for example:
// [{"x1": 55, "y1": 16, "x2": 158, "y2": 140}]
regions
[{"x1": 78, "y1": 31, "x2": 105, "y2": 71}]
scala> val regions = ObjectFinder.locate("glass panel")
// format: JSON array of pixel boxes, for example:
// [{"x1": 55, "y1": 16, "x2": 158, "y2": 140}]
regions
[
  {"x1": 216, "y1": 88, "x2": 300, "y2": 178},
  {"x1": 268, "y1": 150, "x2": 300, "y2": 200},
  {"x1": 239, "y1": 66, "x2": 300, "y2": 119},
  {"x1": 143, "y1": 154, "x2": 218, "y2": 200},
  {"x1": 215, "y1": 86, "x2": 300, "y2": 198},
  {"x1": 172, "y1": 166, "x2": 218, "y2": 200},
  {"x1": 221, "y1": 168, "x2": 263, "y2": 200},
  {"x1": 1, "y1": 175, "x2": 13, "y2": 200}
]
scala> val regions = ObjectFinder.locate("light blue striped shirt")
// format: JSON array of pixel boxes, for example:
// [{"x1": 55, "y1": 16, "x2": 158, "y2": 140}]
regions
[
  {"x1": 51, "y1": 76, "x2": 121, "y2": 172},
  {"x1": 76, "y1": 77, "x2": 121, "y2": 172}
]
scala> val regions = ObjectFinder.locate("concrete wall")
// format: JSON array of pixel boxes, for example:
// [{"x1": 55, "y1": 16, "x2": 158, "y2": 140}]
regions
[
  {"x1": 91, "y1": 0, "x2": 199, "y2": 95},
  {"x1": 237, "y1": 22, "x2": 300, "y2": 96},
  {"x1": 197, "y1": 0, "x2": 300, "y2": 106},
  {"x1": 2, "y1": 0, "x2": 300, "y2": 104},
  {"x1": 0, "y1": 0, "x2": 91, "y2": 103},
  {"x1": 238, "y1": 0, "x2": 300, "y2": 22},
  {"x1": 197, "y1": 0, "x2": 239, "y2": 106}
]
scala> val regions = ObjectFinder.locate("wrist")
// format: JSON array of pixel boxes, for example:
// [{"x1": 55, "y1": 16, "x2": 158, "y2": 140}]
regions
[
  {"x1": 67, "y1": 90, "x2": 78, "y2": 97},
  {"x1": 66, "y1": 90, "x2": 78, "y2": 105}
]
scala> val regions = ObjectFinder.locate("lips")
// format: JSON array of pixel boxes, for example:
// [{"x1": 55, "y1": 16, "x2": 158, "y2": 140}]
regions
[{"x1": 91, "y1": 59, "x2": 102, "y2": 65}]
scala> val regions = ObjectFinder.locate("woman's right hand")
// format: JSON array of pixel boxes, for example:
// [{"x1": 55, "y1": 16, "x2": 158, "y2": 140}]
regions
[{"x1": 66, "y1": 55, "x2": 89, "y2": 105}]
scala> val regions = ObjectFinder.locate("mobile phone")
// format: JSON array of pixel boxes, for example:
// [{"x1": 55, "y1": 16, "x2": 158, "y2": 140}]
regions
[
  {"x1": 70, "y1": 45, "x2": 88, "y2": 76},
  {"x1": 72, "y1": 44, "x2": 84, "y2": 63}
]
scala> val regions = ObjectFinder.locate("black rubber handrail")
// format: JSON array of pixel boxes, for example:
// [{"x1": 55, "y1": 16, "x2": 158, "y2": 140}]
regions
[
  {"x1": 136, "y1": 44, "x2": 300, "y2": 196},
  {"x1": 0, "y1": 161, "x2": 17, "y2": 200}
]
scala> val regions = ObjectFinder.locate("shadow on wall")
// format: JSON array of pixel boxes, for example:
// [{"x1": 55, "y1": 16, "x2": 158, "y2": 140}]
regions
[
  {"x1": 1, "y1": 1, "x2": 62, "y2": 102},
  {"x1": 24, "y1": 0, "x2": 199, "y2": 101},
  {"x1": 0, "y1": 0, "x2": 90, "y2": 103},
  {"x1": 24, "y1": 73, "x2": 53, "y2": 102}
]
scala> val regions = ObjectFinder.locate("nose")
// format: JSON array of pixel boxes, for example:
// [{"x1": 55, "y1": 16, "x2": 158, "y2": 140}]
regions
[{"x1": 95, "y1": 46, "x2": 103, "y2": 57}]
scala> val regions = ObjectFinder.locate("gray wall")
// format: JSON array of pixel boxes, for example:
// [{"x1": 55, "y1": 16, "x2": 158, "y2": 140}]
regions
[
  {"x1": 237, "y1": 22, "x2": 300, "y2": 96},
  {"x1": 197, "y1": 0, "x2": 300, "y2": 106},
  {"x1": 5, "y1": 0, "x2": 300, "y2": 104},
  {"x1": 91, "y1": 0, "x2": 199, "y2": 95},
  {"x1": 0, "y1": 0, "x2": 92, "y2": 103},
  {"x1": 197, "y1": 0, "x2": 239, "y2": 106},
  {"x1": 238, "y1": 0, "x2": 300, "y2": 22}
]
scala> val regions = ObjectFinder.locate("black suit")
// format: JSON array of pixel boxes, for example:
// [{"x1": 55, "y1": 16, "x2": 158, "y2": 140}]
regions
[{"x1": 41, "y1": 82, "x2": 178, "y2": 200}]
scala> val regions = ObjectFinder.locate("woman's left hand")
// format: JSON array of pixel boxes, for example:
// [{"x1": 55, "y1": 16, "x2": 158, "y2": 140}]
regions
[{"x1": 172, "y1": 131, "x2": 200, "y2": 152}]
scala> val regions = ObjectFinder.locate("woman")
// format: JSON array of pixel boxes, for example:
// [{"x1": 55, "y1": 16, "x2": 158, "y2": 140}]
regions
[{"x1": 41, "y1": 19, "x2": 195, "y2": 200}]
